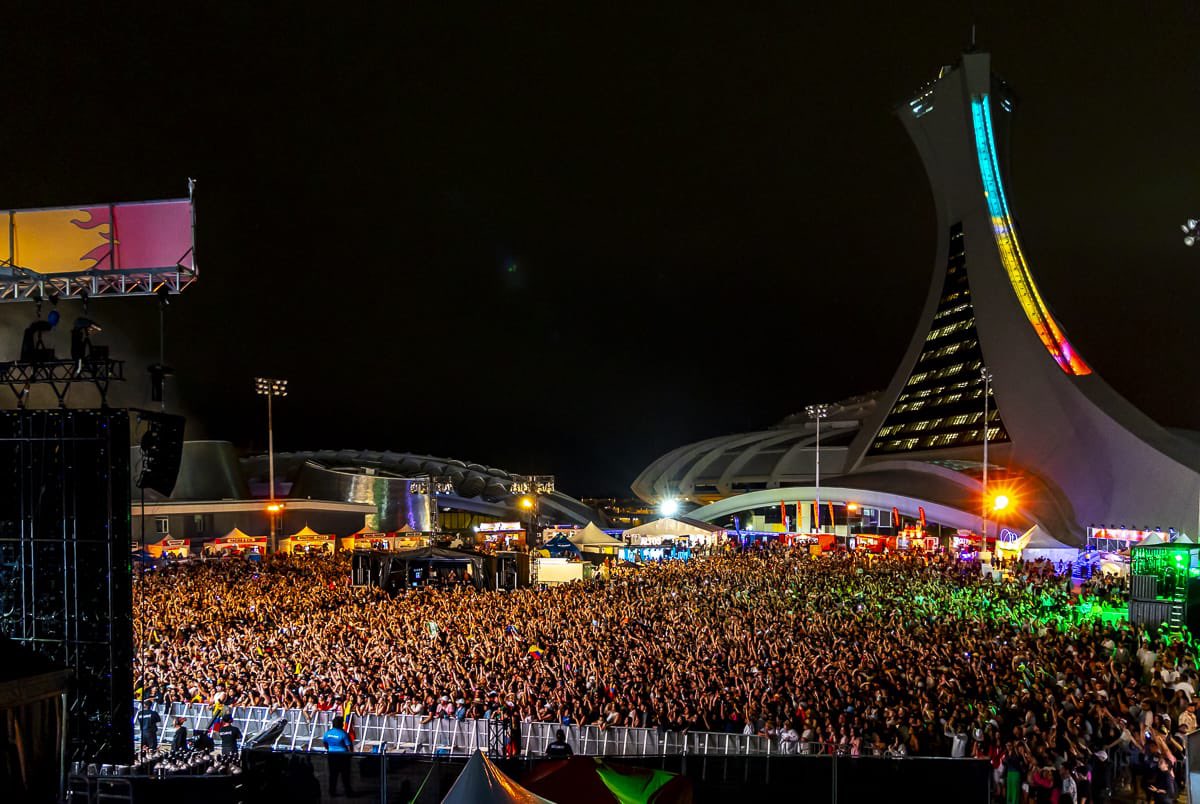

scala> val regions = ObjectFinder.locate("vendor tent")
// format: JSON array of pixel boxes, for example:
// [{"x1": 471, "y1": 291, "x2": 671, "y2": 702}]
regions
[
  {"x1": 623, "y1": 517, "x2": 725, "y2": 546},
  {"x1": 341, "y1": 524, "x2": 426, "y2": 552},
  {"x1": 279, "y1": 525, "x2": 336, "y2": 554},
  {"x1": 568, "y1": 523, "x2": 624, "y2": 554},
  {"x1": 1015, "y1": 525, "x2": 1079, "y2": 564},
  {"x1": 442, "y1": 749, "x2": 554, "y2": 804},
  {"x1": 542, "y1": 534, "x2": 582, "y2": 557},
  {"x1": 205, "y1": 528, "x2": 267, "y2": 556},
  {"x1": 133, "y1": 535, "x2": 191, "y2": 559}
]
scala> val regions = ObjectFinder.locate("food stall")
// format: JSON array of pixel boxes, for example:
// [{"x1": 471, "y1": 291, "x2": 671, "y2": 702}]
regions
[
  {"x1": 622, "y1": 516, "x2": 725, "y2": 550},
  {"x1": 278, "y1": 525, "x2": 337, "y2": 555},
  {"x1": 204, "y1": 528, "x2": 267, "y2": 558},
  {"x1": 339, "y1": 525, "x2": 428, "y2": 552},
  {"x1": 476, "y1": 521, "x2": 526, "y2": 551},
  {"x1": 136, "y1": 536, "x2": 191, "y2": 559}
]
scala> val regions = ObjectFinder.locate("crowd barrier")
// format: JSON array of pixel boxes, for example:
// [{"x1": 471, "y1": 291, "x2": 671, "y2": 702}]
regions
[{"x1": 136, "y1": 701, "x2": 869, "y2": 758}]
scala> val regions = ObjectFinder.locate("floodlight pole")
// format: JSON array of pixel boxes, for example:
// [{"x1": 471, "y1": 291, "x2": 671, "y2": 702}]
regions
[
  {"x1": 256, "y1": 377, "x2": 288, "y2": 553},
  {"x1": 981, "y1": 368, "x2": 992, "y2": 546},
  {"x1": 806, "y1": 404, "x2": 830, "y2": 534}
]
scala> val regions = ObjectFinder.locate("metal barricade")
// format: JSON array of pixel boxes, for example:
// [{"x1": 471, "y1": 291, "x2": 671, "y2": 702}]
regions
[{"x1": 136, "y1": 700, "x2": 841, "y2": 759}]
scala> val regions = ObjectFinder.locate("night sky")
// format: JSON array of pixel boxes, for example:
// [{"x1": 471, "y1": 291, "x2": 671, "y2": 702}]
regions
[{"x1": 2, "y1": 5, "x2": 1198, "y2": 496}]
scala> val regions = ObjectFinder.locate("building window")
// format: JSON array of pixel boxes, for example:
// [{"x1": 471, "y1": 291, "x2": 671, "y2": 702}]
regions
[{"x1": 155, "y1": 517, "x2": 170, "y2": 535}]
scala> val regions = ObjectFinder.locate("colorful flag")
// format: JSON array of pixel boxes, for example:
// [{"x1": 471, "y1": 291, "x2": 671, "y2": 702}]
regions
[{"x1": 528, "y1": 644, "x2": 544, "y2": 660}]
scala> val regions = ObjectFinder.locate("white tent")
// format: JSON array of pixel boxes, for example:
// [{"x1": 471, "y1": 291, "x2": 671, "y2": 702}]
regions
[
  {"x1": 1018, "y1": 525, "x2": 1079, "y2": 564},
  {"x1": 623, "y1": 516, "x2": 725, "y2": 546},
  {"x1": 441, "y1": 750, "x2": 555, "y2": 804},
  {"x1": 568, "y1": 523, "x2": 624, "y2": 553}
]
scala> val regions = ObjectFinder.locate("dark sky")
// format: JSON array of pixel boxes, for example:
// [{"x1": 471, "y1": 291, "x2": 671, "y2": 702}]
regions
[{"x1": 2, "y1": 4, "x2": 1198, "y2": 496}]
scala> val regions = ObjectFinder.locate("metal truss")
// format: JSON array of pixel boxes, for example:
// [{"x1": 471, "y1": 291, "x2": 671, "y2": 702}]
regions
[
  {"x1": 0, "y1": 263, "x2": 196, "y2": 302},
  {"x1": 0, "y1": 358, "x2": 125, "y2": 407}
]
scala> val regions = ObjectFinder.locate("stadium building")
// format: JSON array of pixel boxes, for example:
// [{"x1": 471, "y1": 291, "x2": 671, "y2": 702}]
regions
[{"x1": 635, "y1": 51, "x2": 1200, "y2": 546}]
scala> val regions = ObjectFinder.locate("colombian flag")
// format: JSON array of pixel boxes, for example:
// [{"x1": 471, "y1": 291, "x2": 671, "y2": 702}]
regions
[{"x1": 527, "y1": 644, "x2": 544, "y2": 660}]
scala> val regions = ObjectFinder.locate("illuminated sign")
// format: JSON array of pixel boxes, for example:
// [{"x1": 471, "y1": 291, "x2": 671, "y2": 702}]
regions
[
  {"x1": 998, "y1": 527, "x2": 1021, "y2": 542},
  {"x1": 1087, "y1": 527, "x2": 1168, "y2": 543},
  {"x1": 478, "y1": 522, "x2": 522, "y2": 532}
]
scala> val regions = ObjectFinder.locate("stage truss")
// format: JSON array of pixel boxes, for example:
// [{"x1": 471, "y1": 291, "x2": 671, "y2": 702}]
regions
[
  {"x1": 0, "y1": 358, "x2": 125, "y2": 407},
  {"x1": 0, "y1": 263, "x2": 196, "y2": 302}
]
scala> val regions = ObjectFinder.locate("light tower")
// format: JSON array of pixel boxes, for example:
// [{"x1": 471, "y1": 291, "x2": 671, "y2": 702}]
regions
[
  {"x1": 255, "y1": 377, "x2": 288, "y2": 552},
  {"x1": 806, "y1": 403, "x2": 831, "y2": 533},
  {"x1": 980, "y1": 367, "x2": 993, "y2": 543}
]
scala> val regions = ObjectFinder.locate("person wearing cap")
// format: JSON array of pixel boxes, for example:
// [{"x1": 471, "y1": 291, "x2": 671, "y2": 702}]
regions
[
  {"x1": 217, "y1": 713, "x2": 242, "y2": 755},
  {"x1": 323, "y1": 715, "x2": 355, "y2": 797}
]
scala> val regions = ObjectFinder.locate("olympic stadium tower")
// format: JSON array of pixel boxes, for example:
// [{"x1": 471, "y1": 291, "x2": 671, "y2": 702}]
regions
[{"x1": 637, "y1": 52, "x2": 1200, "y2": 544}]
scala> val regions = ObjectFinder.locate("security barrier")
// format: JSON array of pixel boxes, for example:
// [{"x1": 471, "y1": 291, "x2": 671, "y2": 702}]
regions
[{"x1": 137, "y1": 701, "x2": 813, "y2": 757}]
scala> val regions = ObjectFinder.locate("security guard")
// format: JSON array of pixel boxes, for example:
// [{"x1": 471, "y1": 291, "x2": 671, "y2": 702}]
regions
[
  {"x1": 322, "y1": 715, "x2": 355, "y2": 797},
  {"x1": 136, "y1": 701, "x2": 161, "y2": 753},
  {"x1": 217, "y1": 714, "x2": 242, "y2": 755}
]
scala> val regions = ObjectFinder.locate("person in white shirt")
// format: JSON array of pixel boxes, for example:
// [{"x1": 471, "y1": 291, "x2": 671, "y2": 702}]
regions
[
  {"x1": 1179, "y1": 702, "x2": 1198, "y2": 734},
  {"x1": 779, "y1": 722, "x2": 799, "y2": 754}
]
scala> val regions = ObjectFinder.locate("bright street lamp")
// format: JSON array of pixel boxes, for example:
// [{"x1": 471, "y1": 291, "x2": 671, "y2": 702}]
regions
[
  {"x1": 805, "y1": 403, "x2": 831, "y2": 533},
  {"x1": 992, "y1": 494, "x2": 1010, "y2": 512},
  {"x1": 255, "y1": 377, "x2": 288, "y2": 553},
  {"x1": 660, "y1": 498, "x2": 680, "y2": 517}
]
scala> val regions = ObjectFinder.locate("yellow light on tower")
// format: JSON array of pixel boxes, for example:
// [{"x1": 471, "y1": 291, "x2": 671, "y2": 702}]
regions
[
  {"x1": 847, "y1": 502, "x2": 860, "y2": 513},
  {"x1": 266, "y1": 503, "x2": 284, "y2": 514},
  {"x1": 991, "y1": 493, "x2": 1010, "y2": 512},
  {"x1": 519, "y1": 496, "x2": 534, "y2": 510}
]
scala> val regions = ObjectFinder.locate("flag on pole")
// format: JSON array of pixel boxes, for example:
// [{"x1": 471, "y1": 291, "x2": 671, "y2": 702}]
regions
[{"x1": 427, "y1": 621, "x2": 439, "y2": 638}]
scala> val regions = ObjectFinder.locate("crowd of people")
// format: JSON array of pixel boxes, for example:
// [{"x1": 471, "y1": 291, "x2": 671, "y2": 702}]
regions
[{"x1": 134, "y1": 547, "x2": 1193, "y2": 802}]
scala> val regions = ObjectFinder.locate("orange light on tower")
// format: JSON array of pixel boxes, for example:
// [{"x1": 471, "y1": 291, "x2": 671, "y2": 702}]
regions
[
  {"x1": 266, "y1": 503, "x2": 285, "y2": 514},
  {"x1": 847, "y1": 502, "x2": 860, "y2": 513},
  {"x1": 990, "y1": 492, "x2": 1013, "y2": 513}
]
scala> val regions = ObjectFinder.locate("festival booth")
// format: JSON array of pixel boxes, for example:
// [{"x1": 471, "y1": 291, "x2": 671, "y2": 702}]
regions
[
  {"x1": 476, "y1": 521, "x2": 526, "y2": 551},
  {"x1": 621, "y1": 517, "x2": 724, "y2": 562},
  {"x1": 278, "y1": 525, "x2": 336, "y2": 555},
  {"x1": 541, "y1": 534, "x2": 582, "y2": 557},
  {"x1": 568, "y1": 522, "x2": 624, "y2": 557},
  {"x1": 204, "y1": 528, "x2": 267, "y2": 558},
  {"x1": 138, "y1": 536, "x2": 191, "y2": 559},
  {"x1": 442, "y1": 750, "x2": 552, "y2": 804},
  {"x1": 339, "y1": 524, "x2": 428, "y2": 552},
  {"x1": 995, "y1": 525, "x2": 1078, "y2": 565}
]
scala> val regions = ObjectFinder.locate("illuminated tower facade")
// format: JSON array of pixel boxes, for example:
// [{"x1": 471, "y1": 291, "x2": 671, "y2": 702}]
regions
[{"x1": 846, "y1": 51, "x2": 1200, "y2": 540}]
